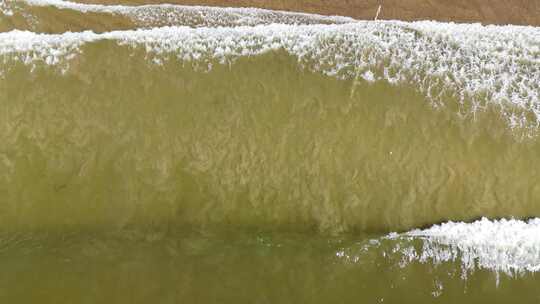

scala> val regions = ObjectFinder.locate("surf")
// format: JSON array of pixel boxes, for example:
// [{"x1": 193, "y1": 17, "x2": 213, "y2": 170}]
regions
[
  {"x1": 1, "y1": 21, "x2": 540, "y2": 233},
  {"x1": 1, "y1": 2, "x2": 540, "y2": 299}
]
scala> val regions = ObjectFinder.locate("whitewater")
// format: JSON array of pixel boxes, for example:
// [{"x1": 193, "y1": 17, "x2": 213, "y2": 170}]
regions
[{"x1": 1, "y1": 0, "x2": 540, "y2": 302}]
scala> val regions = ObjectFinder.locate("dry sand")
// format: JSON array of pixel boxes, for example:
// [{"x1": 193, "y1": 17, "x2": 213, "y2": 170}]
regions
[{"x1": 76, "y1": 0, "x2": 540, "y2": 26}]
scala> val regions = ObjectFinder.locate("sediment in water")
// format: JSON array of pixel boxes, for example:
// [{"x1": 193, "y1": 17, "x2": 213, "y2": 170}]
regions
[
  {"x1": 1, "y1": 3, "x2": 540, "y2": 299},
  {"x1": 1, "y1": 38, "x2": 540, "y2": 233}
]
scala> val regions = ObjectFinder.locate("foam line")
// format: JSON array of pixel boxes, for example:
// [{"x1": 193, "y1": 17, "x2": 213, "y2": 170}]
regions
[
  {"x1": 17, "y1": 0, "x2": 356, "y2": 26},
  {"x1": 1, "y1": 21, "x2": 539, "y2": 130},
  {"x1": 406, "y1": 218, "x2": 540, "y2": 275}
]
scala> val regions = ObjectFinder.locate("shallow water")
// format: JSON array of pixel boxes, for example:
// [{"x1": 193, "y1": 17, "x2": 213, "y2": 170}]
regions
[
  {"x1": 1, "y1": 225, "x2": 540, "y2": 303},
  {"x1": 1, "y1": 0, "x2": 540, "y2": 302},
  {"x1": 0, "y1": 0, "x2": 353, "y2": 32},
  {"x1": 2, "y1": 41, "x2": 540, "y2": 233}
]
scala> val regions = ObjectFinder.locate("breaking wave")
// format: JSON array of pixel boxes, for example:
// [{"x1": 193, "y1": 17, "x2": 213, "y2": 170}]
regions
[
  {"x1": 338, "y1": 218, "x2": 540, "y2": 278},
  {"x1": 1, "y1": 2, "x2": 540, "y2": 271},
  {"x1": 1, "y1": 0, "x2": 354, "y2": 32}
]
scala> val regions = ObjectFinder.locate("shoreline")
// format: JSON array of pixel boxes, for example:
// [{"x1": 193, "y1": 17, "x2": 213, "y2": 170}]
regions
[{"x1": 73, "y1": 0, "x2": 540, "y2": 26}]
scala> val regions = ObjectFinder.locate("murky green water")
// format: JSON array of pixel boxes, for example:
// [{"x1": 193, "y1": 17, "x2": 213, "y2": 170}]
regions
[
  {"x1": 2, "y1": 45, "x2": 539, "y2": 233},
  {"x1": 1, "y1": 227, "x2": 539, "y2": 303},
  {"x1": 1, "y1": 0, "x2": 540, "y2": 302}
]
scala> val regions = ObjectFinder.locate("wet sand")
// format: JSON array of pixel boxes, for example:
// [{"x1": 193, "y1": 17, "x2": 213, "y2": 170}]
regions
[{"x1": 76, "y1": 0, "x2": 540, "y2": 26}]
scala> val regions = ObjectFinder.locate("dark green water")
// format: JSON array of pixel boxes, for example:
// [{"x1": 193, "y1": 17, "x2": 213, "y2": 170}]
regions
[{"x1": 1, "y1": 227, "x2": 539, "y2": 304}]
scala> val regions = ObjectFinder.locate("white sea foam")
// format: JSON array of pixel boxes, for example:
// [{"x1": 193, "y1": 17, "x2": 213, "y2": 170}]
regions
[
  {"x1": 336, "y1": 218, "x2": 540, "y2": 281},
  {"x1": 1, "y1": 20, "x2": 539, "y2": 130},
  {"x1": 0, "y1": 0, "x2": 14, "y2": 16},
  {"x1": 19, "y1": 0, "x2": 355, "y2": 26},
  {"x1": 406, "y1": 218, "x2": 540, "y2": 276}
]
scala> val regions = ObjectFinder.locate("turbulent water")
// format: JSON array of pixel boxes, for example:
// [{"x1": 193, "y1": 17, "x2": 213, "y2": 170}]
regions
[{"x1": 1, "y1": 0, "x2": 540, "y2": 302}]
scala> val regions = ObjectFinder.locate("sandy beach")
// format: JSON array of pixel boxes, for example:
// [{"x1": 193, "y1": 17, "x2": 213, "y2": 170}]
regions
[{"x1": 75, "y1": 0, "x2": 540, "y2": 26}]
